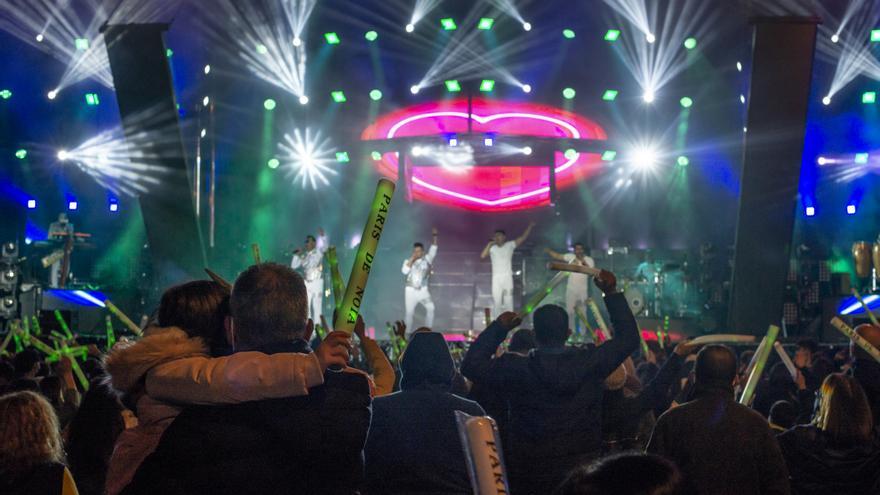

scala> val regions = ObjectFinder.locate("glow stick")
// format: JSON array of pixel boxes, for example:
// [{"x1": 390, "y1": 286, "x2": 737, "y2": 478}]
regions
[
  {"x1": 455, "y1": 412, "x2": 510, "y2": 494},
  {"x1": 0, "y1": 324, "x2": 15, "y2": 354},
  {"x1": 773, "y1": 341, "x2": 797, "y2": 380},
  {"x1": 251, "y1": 243, "x2": 262, "y2": 264},
  {"x1": 739, "y1": 325, "x2": 780, "y2": 406},
  {"x1": 587, "y1": 298, "x2": 610, "y2": 338},
  {"x1": 830, "y1": 317, "x2": 880, "y2": 363},
  {"x1": 105, "y1": 315, "x2": 116, "y2": 350},
  {"x1": 483, "y1": 308, "x2": 491, "y2": 328},
  {"x1": 851, "y1": 288, "x2": 880, "y2": 326},
  {"x1": 204, "y1": 268, "x2": 232, "y2": 291},
  {"x1": 50, "y1": 330, "x2": 67, "y2": 341},
  {"x1": 690, "y1": 334, "x2": 757, "y2": 346},
  {"x1": 656, "y1": 330, "x2": 665, "y2": 350},
  {"x1": 30, "y1": 337, "x2": 57, "y2": 356},
  {"x1": 517, "y1": 271, "x2": 569, "y2": 318},
  {"x1": 334, "y1": 179, "x2": 396, "y2": 334},
  {"x1": 12, "y1": 329, "x2": 23, "y2": 353},
  {"x1": 325, "y1": 247, "x2": 345, "y2": 310},
  {"x1": 22, "y1": 317, "x2": 30, "y2": 340},
  {"x1": 639, "y1": 330, "x2": 650, "y2": 357},
  {"x1": 548, "y1": 261, "x2": 602, "y2": 277},
  {"x1": 104, "y1": 300, "x2": 143, "y2": 336},
  {"x1": 31, "y1": 315, "x2": 41, "y2": 336},
  {"x1": 574, "y1": 304, "x2": 600, "y2": 343},
  {"x1": 54, "y1": 310, "x2": 73, "y2": 339},
  {"x1": 742, "y1": 336, "x2": 766, "y2": 380}
]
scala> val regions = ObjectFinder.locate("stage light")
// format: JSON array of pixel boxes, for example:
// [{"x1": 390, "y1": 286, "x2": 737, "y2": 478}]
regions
[
  {"x1": 563, "y1": 29, "x2": 575, "y2": 39},
  {"x1": 522, "y1": 146, "x2": 533, "y2": 155},
  {"x1": 679, "y1": 96, "x2": 693, "y2": 108},
  {"x1": 478, "y1": 18, "x2": 494, "y2": 30},
  {"x1": 646, "y1": 33, "x2": 656, "y2": 43},
  {"x1": 410, "y1": 85, "x2": 420, "y2": 95},
  {"x1": 831, "y1": 34, "x2": 839, "y2": 43},
  {"x1": 15, "y1": 149, "x2": 27, "y2": 160},
  {"x1": 605, "y1": 29, "x2": 620, "y2": 41},
  {"x1": 677, "y1": 155, "x2": 689, "y2": 167},
  {"x1": 805, "y1": 206, "x2": 815, "y2": 217},
  {"x1": 601, "y1": 150, "x2": 617, "y2": 161},
  {"x1": 872, "y1": 29, "x2": 880, "y2": 42},
  {"x1": 75, "y1": 38, "x2": 89, "y2": 50},
  {"x1": 256, "y1": 43, "x2": 268, "y2": 54},
  {"x1": 522, "y1": 84, "x2": 532, "y2": 93},
  {"x1": 632, "y1": 146, "x2": 658, "y2": 171},
  {"x1": 369, "y1": 89, "x2": 383, "y2": 101},
  {"x1": 523, "y1": 22, "x2": 532, "y2": 31},
  {"x1": 602, "y1": 89, "x2": 618, "y2": 101},
  {"x1": 564, "y1": 149, "x2": 578, "y2": 160},
  {"x1": 642, "y1": 89, "x2": 655, "y2": 103},
  {"x1": 740, "y1": 94, "x2": 746, "y2": 104},
  {"x1": 406, "y1": 23, "x2": 415, "y2": 33},
  {"x1": 817, "y1": 156, "x2": 827, "y2": 165},
  {"x1": 36, "y1": 33, "x2": 44, "y2": 42},
  {"x1": 0, "y1": 89, "x2": 10, "y2": 99},
  {"x1": 847, "y1": 204, "x2": 857, "y2": 215},
  {"x1": 411, "y1": 146, "x2": 424, "y2": 157},
  {"x1": 48, "y1": 90, "x2": 58, "y2": 100},
  {"x1": 85, "y1": 93, "x2": 99, "y2": 105},
  {"x1": 109, "y1": 199, "x2": 118, "y2": 212},
  {"x1": 27, "y1": 199, "x2": 36, "y2": 209},
  {"x1": 736, "y1": 61, "x2": 742, "y2": 72},
  {"x1": 448, "y1": 135, "x2": 458, "y2": 146},
  {"x1": 371, "y1": 151, "x2": 382, "y2": 160},
  {"x1": 264, "y1": 98, "x2": 276, "y2": 110},
  {"x1": 267, "y1": 158, "x2": 280, "y2": 169},
  {"x1": 479, "y1": 79, "x2": 495, "y2": 92},
  {"x1": 445, "y1": 80, "x2": 462, "y2": 92},
  {"x1": 166, "y1": 48, "x2": 173, "y2": 57},
  {"x1": 202, "y1": 96, "x2": 210, "y2": 106},
  {"x1": 200, "y1": 128, "x2": 207, "y2": 138},
  {"x1": 440, "y1": 18, "x2": 457, "y2": 31},
  {"x1": 278, "y1": 128, "x2": 338, "y2": 189},
  {"x1": 331, "y1": 90, "x2": 347, "y2": 103},
  {"x1": 562, "y1": 87, "x2": 576, "y2": 99},
  {"x1": 324, "y1": 32, "x2": 340, "y2": 45},
  {"x1": 484, "y1": 135, "x2": 494, "y2": 147},
  {"x1": 57, "y1": 150, "x2": 70, "y2": 161},
  {"x1": 336, "y1": 151, "x2": 350, "y2": 163},
  {"x1": 365, "y1": 30, "x2": 378, "y2": 41},
  {"x1": 204, "y1": 65, "x2": 211, "y2": 75},
  {"x1": 822, "y1": 95, "x2": 831, "y2": 106},
  {"x1": 298, "y1": 95, "x2": 309, "y2": 105},
  {"x1": 68, "y1": 200, "x2": 78, "y2": 211},
  {"x1": 862, "y1": 91, "x2": 876, "y2": 104},
  {"x1": 855, "y1": 152, "x2": 869, "y2": 164}
]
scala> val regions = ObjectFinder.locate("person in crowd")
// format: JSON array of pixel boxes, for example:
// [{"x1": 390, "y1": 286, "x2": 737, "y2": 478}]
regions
[
  {"x1": 777, "y1": 373, "x2": 880, "y2": 494},
  {"x1": 461, "y1": 270, "x2": 639, "y2": 494},
  {"x1": 851, "y1": 323, "x2": 880, "y2": 424},
  {"x1": 554, "y1": 452, "x2": 685, "y2": 495},
  {"x1": 794, "y1": 338, "x2": 832, "y2": 393},
  {"x1": 364, "y1": 331, "x2": 485, "y2": 494},
  {"x1": 0, "y1": 391, "x2": 79, "y2": 495},
  {"x1": 768, "y1": 400, "x2": 797, "y2": 433},
  {"x1": 40, "y1": 357, "x2": 81, "y2": 429},
  {"x1": 753, "y1": 363, "x2": 813, "y2": 422},
  {"x1": 122, "y1": 263, "x2": 372, "y2": 495},
  {"x1": 0, "y1": 359, "x2": 15, "y2": 390},
  {"x1": 13, "y1": 348, "x2": 42, "y2": 380},
  {"x1": 353, "y1": 314, "x2": 396, "y2": 396},
  {"x1": 647, "y1": 344, "x2": 790, "y2": 495}
]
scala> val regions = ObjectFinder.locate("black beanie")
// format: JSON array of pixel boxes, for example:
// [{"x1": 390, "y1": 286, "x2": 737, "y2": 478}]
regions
[{"x1": 399, "y1": 332, "x2": 455, "y2": 390}]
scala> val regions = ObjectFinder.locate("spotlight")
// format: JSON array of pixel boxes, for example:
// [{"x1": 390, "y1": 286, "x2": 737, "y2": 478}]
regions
[
  {"x1": 36, "y1": 33, "x2": 44, "y2": 42},
  {"x1": 298, "y1": 95, "x2": 309, "y2": 105},
  {"x1": 202, "y1": 96, "x2": 210, "y2": 106},
  {"x1": 679, "y1": 96, "x2": 693, "y2": 108},
  {"x1": 522, "y1": 84, "x2": 532, "y2": 93},
  {"x1": 293, "y1": 36, "x2": 303, "y2": 47},
  {"x1": 68, "y1": 200, "x2": 78, "y2": 211},
  {"x1": 478, "y1": 18, "x2": 494, "y2": 30},
  {"x1": 48, "y1": 90, "x2": 58, "y2": 100},
  {"x1": 331, "y1": 90, "x2": 347, "y2": 103},
  {"x1": 204, "y1": 65, "x2": 211, "y2": 75},
  {"x1": 57, "y1": 150, "x2": 70, "y2": 161},
  {"x1": 604, "y1": 29, "x2": 620, "y2": 41},
  {"x1": 365, "y1": 31, "x2": 378, "y2": 42},
  {"x1": 631, "y1": 146, "x2": 658, "y2": 171},
  {"x1": 406, "y1": 23, "x2": 415, "y2": 33},
  {"x1": 324, "y1": 32, "x2": 341, "y2": 45},
  {"x1": 822, "y1": 96, "x2": 831, "y2": 106},
  {"x1": 448, "y1": 135, "x2": 458, "y2": 147},
  {"x1": 369, "y1": 89, "x2": 383, "y2": 101},
  {"x1": 736, "y1": 61, "x2": 742, "y2": 72},
  {"x1": 0, "y1": 89, "x2": 11, "y2": 99},
  {"x1": 440, "y1": 18, "x2": 457, "y2": 31},
  {"x1": 684, "y1": 37, "x2": 697, "y2": 50},
  {"x1": 522, "y1": 146, "x2": 533, "y2": 155},
  {"x1": 862, "y1": 91, "x2": 876, "y2": 104},
  {"x1": 411, "y1": 146, "x2": 424, "y2": 157},
  {"x1": 523, "y1": 22, "x2": 532, "y2": 31},
  {"x1": 27, "y1": 199, "x2": 36, "y2": 209},
  {"x1": 646, "y1": 33, "x2": 656, "y2": 43},
  {"x1": 740, "y1": 94, "x2": 746, "y2": 104},
  {"x1": 484, "y1": 135, "x2": 494, "y2": 147},
  {"x1": 562, "y1": 87, "x2": 576, "y2": 99},
  {"x1": 872, "y1": 29, "x2": 880, "y2": 42},
  {"x1": 85, "y1": 93, "x2": 100, "y2": 106},
  {"x1": 256, "y1": 43, "x2": 268, "y2": 54},
  {"x1": 564, "y1": 149, "x2": 579, "y2": 160},
  {"x1": 846, "y1": 204, "x2": 857, "y2": 215},
  {"x1": 855, "y1": 153, "x2": 869, "y2": 164},
  {"x1": 410, "y1": 85, "x2": 420, "y2": 95},
  {"x1": 479, "y1": 79, "x2": 495, "y2": 92},
  {"x1": 264, "y1": 98, "x2": 276, "y2": 110},
  {"x1": 816, "y1": 156, "x2": 827, "y2": 165},
  {"x1": 200, "y1": 128, "x2": 207, "y2": 138},
  {"x1": 603, "y1": 90, "x2": 619, "y2": 101},
  {"x1": 445, "y1": 80, "x2": 461, "y2": 92},
  {"x1": 267, "y1": 158, "x2": 280, "y2": 169},
  {"x1": 642, "y1": 89, "x2": 655, "y2": 103},
  {"x1": 371, "y1": 151, "x2": 382, "y2": 160},
  {"x1": 563, "y1": 29, "x2": 575, "y2": 39},
  {"x1": 109, "y1": 199, "x2": 119, "y2": 212},
  {"x1": 805, "y1": 206, "x2": 815, "y2": 217},
  {"x1": 601, "y1": 150, "x2": 617, "y2": 161},
  {"x1": 335, "y1": 151, "x2": 350, "y2": 163},
  {"x1": 15, "y1": 149, "x2": 27, "y2": 159},
  {"x1": 831, "y1": 34, "x2": 839, "y2": 43},
  {"x1": 74, "y1": 37, "x2": 89, "y2": 50},
  {"x1": 676, "y1": 156, "x2": 689, "y2": 167}
]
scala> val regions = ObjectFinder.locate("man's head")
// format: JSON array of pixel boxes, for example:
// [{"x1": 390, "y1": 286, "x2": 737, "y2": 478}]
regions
[
  {"x1": 508, "y1": 328, "x2": 536, "y2": 354},
  {"x1": 229, "y1": 263, "x2": 308, "y2": 351},
  {"x1": 158, "y1": 280, "x2": 229, "y2": 353},
  {"x1": 412, "y1": 242, "x2": 425, "y2": 259},
  {"x1": 795, "y1": 337, "x2": 818, "y2": 368},
  {"x1": 768, "y1": 400, "x2": 797, "y2": 430},
  {"x1": 493, "y1": 229, "x2": 507, "y2": 245},
  {"x1": 532, "y1": 304, "x2": 570, "y2": 347},
  {"x1": 57, "y1": 212, "x2": 68, "y2": 223},
  {"x1": 399, "y1": 331, "x2": 455, "y2": 390},
  {"x1": 13, "y1": 349, "x2": 41, "y2": 378},
  {"x1": 304, "y1": 235, "x2": 317, "y2": 251},
  {"x1": 574, "y1": 243, "x2": 585, "y2": 258},
  {"x1": 694, "y1": 344, "x2": 737, "y2": 389}
]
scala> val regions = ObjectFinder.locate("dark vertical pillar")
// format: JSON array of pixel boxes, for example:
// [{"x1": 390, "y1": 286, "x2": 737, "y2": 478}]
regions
[
  {"x1": 728, "y1": 17, "x2": 818, "y2": 334},
  {"x1": 103, "y1": 24, "x2": 205, "y2": 287}
]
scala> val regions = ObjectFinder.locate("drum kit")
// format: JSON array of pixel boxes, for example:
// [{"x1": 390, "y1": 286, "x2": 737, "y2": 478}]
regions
[
  {"x1": 852, "y1": 235, "x2": 880, "y2": 291},
  {"x1": 622, "y1": 262, "x2": 696, "y2": 318}
]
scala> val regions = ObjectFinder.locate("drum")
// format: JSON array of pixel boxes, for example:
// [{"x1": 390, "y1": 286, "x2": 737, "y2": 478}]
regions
[
  {"x1": 853, "y1": 242, "x2": 873, "y2": 279},
  {"x1": 873, "y1": 242, "x2": 880, "y2": 275},
  {"x1": 624, "y1": 286, "x2": 645, "y2": 316}
]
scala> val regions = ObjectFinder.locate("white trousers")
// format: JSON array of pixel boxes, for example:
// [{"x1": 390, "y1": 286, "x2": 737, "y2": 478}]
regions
[
  {"x1": 566, "y1": 286, "x2": 588, "y2": 331},
  {"x1": 305, "y1": 279, "x2": 324, "y2": 321},
  {"x1": 492, "y1": 274, "x2": 514, "y2": 317},
  {"x1": 405, "y1": 286, "x2": 435, "y2": 331}
]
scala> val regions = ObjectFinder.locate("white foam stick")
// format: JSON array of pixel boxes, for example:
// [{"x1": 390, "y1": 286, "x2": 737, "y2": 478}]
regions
[
  {"x1": 830, "y1": 317, "x2": 880, "y2": 364},
  {"x1": 773, "y1": 341, "x2": 797, "y2": 380},
  {"x1": 548, "y1": 261, "x2": 602, "y2": 277},
  {"x1": 743, "y1": 336, "x2": 766, "y2": 378},
  {"x1": 851, "y1": 288, "x2": 880, "y2": 327},
  {"x1": 587, "y1": 298, "x2": 610, "y2": 338},
  {"x1": 455, "y1": 412, "x2": 510, "y2": 495},
  {"x1": 690, "y1": 334, "x2": 757, "y2": 346}
]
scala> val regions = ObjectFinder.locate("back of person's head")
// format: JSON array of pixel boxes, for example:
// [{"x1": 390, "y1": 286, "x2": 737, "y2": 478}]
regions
[
  {"x1": 39, "y1": 375, "x2": 63, "y2": 405},
  {"x1": 768, "y1": 362, "x2": 794, "y2": 388},
  {"x1": 6, "y1": 378, "x2": 40, "y2": 393},
  {"x1": 0, "y1": 391, "x2": 63, "y2": 476},
  {"x1": 738, "y1": 349, "x2": 755, "y2": 369},
  {"x1": 797, "y1": 337, "x2": 819, "y2": 355},
  {"x1": 816, "y1": 373, "x2": 874, "y2": 446},
  {"x1": 533, "y1": 305, "x2": 569, "y2": 347},
  {"x1": 508, "y1": 328, "x2": 537, "y2": 354},
  {"x1": 694, "y1": 345, "x2": 737, "y2": 389},
  {"x1": 230, "y1": 263, "x2": 308, "y2": 350},
  {"x1": 158, "y1": 280, "x2": 229, "y2": 352},
  {"x1": 768, "y1": 400, "x2": 797, "y2": 429},
  {"x1": 399, "y1": 331, "x2": 455, "y2": 390},
  {"x1": 12, "y1": 349, "x2": 41, "y2": 377},
  {"x1": 554, "y1": 452, "x2": 684, "y2": 495}
]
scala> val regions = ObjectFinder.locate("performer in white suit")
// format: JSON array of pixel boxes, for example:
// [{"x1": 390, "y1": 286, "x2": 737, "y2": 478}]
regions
[
  {"x1": 480, "y1": 222, "x2": 535, "y2": 316},
  {"x1": 291, "y1": 228, "x2": 327, "y2": 321},
  {"x1": 402, "y1": 228, "x2": 438, "y2": 331},
  {"x1": 545, "y1": 242, "x2": 596, "y2": 329}
]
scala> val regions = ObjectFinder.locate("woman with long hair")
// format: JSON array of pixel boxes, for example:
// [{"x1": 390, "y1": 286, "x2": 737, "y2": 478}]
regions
[
  {"x1": 778, "y1": 373, "x2": 880, "y2": 494},
  {"x1": 0, "y1": 391, "x2": 79, "y2": 494}
]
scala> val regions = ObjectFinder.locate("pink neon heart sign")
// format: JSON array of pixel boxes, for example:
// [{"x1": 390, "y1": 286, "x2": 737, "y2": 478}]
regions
[{"x1": 361, "y1": 98, "x2": 608, "y2": 211}]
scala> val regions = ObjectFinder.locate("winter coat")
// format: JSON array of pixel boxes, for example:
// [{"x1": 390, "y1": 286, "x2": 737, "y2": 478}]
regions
[
  {"x1": 461, "y1": 292, "x2": 639, "y2": 495},
  {"x1": 853, "y1": 359, "x2": 880, "y2": 426},
  {"x1": 777, "y1": 425, "x2": 880, "y2": 495}
]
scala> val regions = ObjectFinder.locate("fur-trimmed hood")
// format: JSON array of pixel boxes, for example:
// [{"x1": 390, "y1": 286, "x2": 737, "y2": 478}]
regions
[{"x1": 104, "y1": 326, "x2": 209, "y2": 394}]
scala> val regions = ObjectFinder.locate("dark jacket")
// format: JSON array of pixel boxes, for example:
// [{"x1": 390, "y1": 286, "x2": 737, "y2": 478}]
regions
[
  {"x1": 461, "y1": 292, "x2": 639, "y2": 494},
  {"x1": 647, "y1": 386, "x2": 790, "y2": 495},
  {"x1": 853, "y1": 359, "x2": 880, "y2": 426},
  {"x1": 0, "y1": 462, "x2": 67, "y2": 495},
  {"x1": 122, "y1": 340, "x2": 372, "y2": 495},
  {"x1": 777, "y1": 425, "x2": 880, "y2": 495}
]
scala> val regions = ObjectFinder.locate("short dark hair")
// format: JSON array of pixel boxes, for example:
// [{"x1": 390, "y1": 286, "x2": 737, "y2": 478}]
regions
[
  {"x1": 494, "y1": 229, "x2": 506, "y2": 236},
  {"x1": 230, "y1": 263, "x2": 308, "y2": 350},
  {"x1": 413, "y1": 242, "x2": 424, "y2": 250},
  {"x1": 305, "y1": 235, "x2": 316, "y2": 243},
  {"x1": 508, "y1": 328, "x2": 537, "y2": 353},
  {"x1": 694, "y1": 345, "x2": 737, "y2": 388},
  {"x1": 555, "y1": 452, "x2": 684, "y2": 495},
  {"x1": 574, "y1": 242, "x2": 585, "y2": 249},
  {"x1": 158, "y1": 280, "x2": 229, "y2": 353},
  {"x1": 769, "y1": 400, "x2": 796, "y2": 430},
  {"x1": 533, "y1": 305, "x2": 568, "y2": 346},
  {"x1": 13, "y1": 349, "x2": 41, "y2": 376},
  {"x1": 797, "y1": 337, "x2": 819, "y2": 354}
]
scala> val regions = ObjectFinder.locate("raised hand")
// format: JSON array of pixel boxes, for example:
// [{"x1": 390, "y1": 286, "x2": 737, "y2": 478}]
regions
[
  {"x1": 315, "y1": 331, "x2": 352, "y2": 370},
  {"x1": 593, "y1": 269, "x2": 618, "y2": 295},
  {"x1": 496, "y1": 312, "x2": 522, "y2": 332},
  {"x1": 673, "y1": 339, "x2": 702, "y2": 357}
]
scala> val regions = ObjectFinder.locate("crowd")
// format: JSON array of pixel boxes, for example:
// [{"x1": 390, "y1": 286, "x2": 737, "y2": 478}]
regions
[{"x1": 1, "y1": 261, "x2": 879, "y2": 494}]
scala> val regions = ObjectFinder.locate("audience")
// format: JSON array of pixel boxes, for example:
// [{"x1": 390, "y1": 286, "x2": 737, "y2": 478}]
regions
[
  {"x1": 554, "y1": 452, "x2": 684, "y2": 495},
  {"x1": 851, "y1": 323, "x2": 880, "y2": 424}
]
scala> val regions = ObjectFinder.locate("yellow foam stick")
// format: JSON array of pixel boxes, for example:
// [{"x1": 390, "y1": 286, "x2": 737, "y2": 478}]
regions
[
  {"x1": 0, "y1": 323, "x2": 18, "y2": 354},
  {"x1": 204, "y1": 268, "x2": 232, "y2": 292},
  {"x1": 587, "y1": 298, "x2": 610, "y2": 338},
  {"x1": 739, "y1": 325, "x2": 780, "y2": 406},
  {"x1": 333, "y1": 179, "x2": 396, "y2": 334},
  {"x1": 326, "y1": 246, "x2": 346, "y2": 310},
  {"x1": 517, "y1": 271, "x2": 569, "y2": 318},
  {"x1": 548, "y1": 261, "x2": 602, "y2": 277},
  {"x1": 483, "y1": 308, "x2": 491, "y2": 328},
  {"x1": 574, "y1": 304, "x2": 600, "y2": 343},
  {"x1": 54, "y1": 310, "x2": 73, "y2": 339},
  {"x1": 690, "y1": 334, "x2": 757, "y2": 346},
  {"x1": 31, "y1": 315, "x2": 41, "y2": 336},
  {"x1": 104, "y1": 299, "x2": 143, "y2": 336},
  {"x1": 851, "y1": 288, "x2": 880, "y2": 327},
  {"x1": 251, "y1": 243, "x2": 262, "y2": 264},
  {"x1": 830, "y1": 317, "x2": 880, "y2": 363}
]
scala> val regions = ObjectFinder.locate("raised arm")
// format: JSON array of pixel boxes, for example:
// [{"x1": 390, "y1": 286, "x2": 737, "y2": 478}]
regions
[
  {"x1": 480, "y1": 240, "x2": 493, "y2": 259},
  {"x1": 460, "y1": 312, "x2": 521, "y2": 388},
  {"x1": 584, "y1": 271, "x2": 640, "y2": 378},
  {"x1": 290, "y1": 252, "x2": 303, "y2": 269},
  {"x1": 544, "y1": 247, "x2": 567, "y2": 261},
  {"x1": 354, "y1": 320, "x2": 395, "y2": 397},
  {"x1": 316, "y1": 228, "x2": 328, "y2": 254},
  {"x1": 515, "y1": 221, "x2": 536, "y2": 247}
]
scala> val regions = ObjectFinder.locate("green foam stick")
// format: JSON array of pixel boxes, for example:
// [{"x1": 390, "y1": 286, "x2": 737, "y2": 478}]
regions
[
  {"x1": 574, "y1": 304, "x2": 599, "y2": 344},
  {"x1": 587, "y1": 298, "x2": 610, "y2": 339},
  {"x1": 851, "y1": 288, "x2": 880, "y2": 327},
  {"x1": 517, "y1": 271, "x2": 569, "y2": 318},
  {"x1": 105, "y1": 315, "x2": 116, "y2": 350},
  {"x1": 104, "y1": 299, "x2": 143, "y2": 336},
  {"x1": 251, "y1": 243, "x2": 262, "y2": 264},
  {"x1": 739, "y1": 325, "x2": 780, "y2": 406},
  {"x1": 0, "y1": 325, "x2": 15, "y2": 354},
  {"x1": 12, "y1": 322, "x2": 23, "y2": 353},
  {"x1": 830, "y1": 317, "x2": 880, "y2": 363},
  {"x1": 31, "y1": 315, "x2": 41, "y2": 336},
  {"x1": 30, "y1": 337, "x2": 57, "y2": 356},
  {"x1": 22, "y1": 317, "x2": 30, "y2": 340},
  {"x1": 334, "y1": 179, "x2": 396, "y2": 334},
  {"x1": 54, "y1": 310, "x2": 73, "y2": 339},
  {"x1": 326, "y1": 246, "x2": 346, "y2": 310}
]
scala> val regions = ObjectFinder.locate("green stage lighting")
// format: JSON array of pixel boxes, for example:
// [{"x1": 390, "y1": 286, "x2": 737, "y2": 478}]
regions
[
  {"x1": 479, "y1": 79, "x2": 495, "y2": 92},
  {"x1": 604, "y1": 29, "x2": 620, "y2": 41},
  {"x1": 872, "y1": 29, "x2": 880, "y2": 42},
  {"x1": 441, "y1": 18, "x2": 457, "y2": 31},
  {"x1": 680, "y1": 96, "x2": 693, "y2": 108},
  {"x1": 75, "y1": 38, "x2": 89, "y2": 50},
  {"x1": 478, "y1": 18, "x2": 494, "y2": 30},
  {"x1": 331, "y1": 90, "x2": 347, "y2": 102},
  {"x1": 336, "y1": 151, "x2": 350, "y2": 163},
  {"x1": 445, "y1": 80, "x2": 462, "y2": 92},
  {"x1": 365, "y1": 30, "x2": 378, "y2": 41},
  {"x1": 863, "y1": 91, "x2": 876, "y2": 104},
  {"x1": 324, "y1": 32, "x2": 340, "y2": 45},
  {"x1": 601, "y1": 150, "x2": 617, "y2": 161},
  {"x1": 855, "y1": 152, "x2": 869, "y2": 164},
  {"x1": 562, "y1": 87, "x2": 576, "y2": 99},
  {"x1": 256, "y1": 44, "x2": 268, "y2": 54},
  {"x1": 166, "y1": 48, "x2": 173, "y2": 57},
  {"x1": 563, "y1": 29, "x2": 576, "y2": 39},
  {"x1": 371, "y1": 151, "x2": 382, "y2": 160},
  {"x1": 267, "y1": 158, "x2": 280, "y2": 169},
  {"x1": 263, "y1": 98, "x2": 276, "y2": 110},
  {"x1": 0, "y1": 89, "x2": 11, "y2": 99},
  {"x1": 677, "y1": 156, "x2": 690, "y2": 167},
  {"x1": 684, "y1": 37, "x2": 697, "y2": 49},
  {"x1": 602, "y1": 89, "x2": 618, "y2": 101},
  {"x1": 15, "y1": 149, "x2": 27, "y2": 159},
  {"x1": 85, "y1": 93, "x2": 99, "y2": 106},
  {"x1": 564, "y1": 149, "x2": 578, "y2": 160},
  {"x1": 369, "y1": 89, "x2": 383, "y2": 101}
]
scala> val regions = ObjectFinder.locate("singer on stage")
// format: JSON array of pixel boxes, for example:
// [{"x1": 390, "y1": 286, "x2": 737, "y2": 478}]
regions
[
  {"x1": 402, "y1": 228, "x2": 438, "y2": 331},
  {"x1": 290, "y1": 228, "x2": 327, "y2": 320},
  {"x1": 545, "y1": 242, "x2": 596, "y2": 329},
  {"x1": 480, "y1": 222, "x2": 535, "y2": 316}
]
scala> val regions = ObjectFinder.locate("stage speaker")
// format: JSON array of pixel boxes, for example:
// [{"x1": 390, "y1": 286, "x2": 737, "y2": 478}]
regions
[{"x1": 728, "y1": 17, "x2": 819, "y2": 335}]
